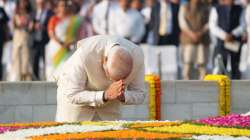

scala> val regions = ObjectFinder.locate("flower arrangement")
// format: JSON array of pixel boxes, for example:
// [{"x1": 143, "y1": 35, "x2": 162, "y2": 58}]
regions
[
  {"x1": 145, "y1": 74, "x2": 162, "y2": 120},
  {"x1": 204, "y1": 75, "x2": 231, "y2": 116},
  {"x1": 1, "y1": 115, "x2": 250, "y2": 140}
]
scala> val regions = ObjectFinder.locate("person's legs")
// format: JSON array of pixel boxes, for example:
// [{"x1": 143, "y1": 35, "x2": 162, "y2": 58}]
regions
[
  {"x1": 40, "y1": 42, "x2": 46, "y2": 80},
  {"x1": 197, "y1": 44, "x2": 208, "y2": 80},
  {"x1": 21, "y1": 39, "x2": 32, "y2": 81},
  {"x1": 230, "y1": 48, "x2": 242, "y2": 79},
  {"x1": 183, "y1": 63, "x2": 191, "y2": 80},
  {"x1": 0, "y1": 41, "x2": 4, "y2": 80},
  {"x1": 213, "y1": 44, "x2": 228, "y2": 74},
  {"x1": 216, "y1": 46, "x2": 227, "y2": 66},
  {"x1": 32, "y1": 42, "x2": 41, "y2": 80},
  {"x1": 11, "y1": 44, "x2": 21, "y2": 81},
  {"x1": 182, "y1": 44, "x2": 194, "y2": 80}
]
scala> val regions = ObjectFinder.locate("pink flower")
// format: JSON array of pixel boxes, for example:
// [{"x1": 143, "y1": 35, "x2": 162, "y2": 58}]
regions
[
  {"x1": 0, "y1": 126, "x2": 24, "y2": 134},
  {"x1": 195, "y1": 114, "x2": 250, "y2": 128}
]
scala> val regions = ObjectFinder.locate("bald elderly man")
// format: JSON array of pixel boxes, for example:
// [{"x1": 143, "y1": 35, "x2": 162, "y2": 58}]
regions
[{"x1": 55, "y1": 35, "x2": 145, "y2": 122}]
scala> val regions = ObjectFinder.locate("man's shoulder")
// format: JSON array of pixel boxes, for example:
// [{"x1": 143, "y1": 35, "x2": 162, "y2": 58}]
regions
[
  {"x1": 76, "y1": 35, "x2": 142, "y2": 52},
  {"x1": 77, "y1": 35, "x2": 105, "y2": 48},
  {"x1": 77, "y1": 35, "x2": 126, "y2": 44},
  {"x1": 131, "y1": 46, "x2": 144, "y2": 59}
]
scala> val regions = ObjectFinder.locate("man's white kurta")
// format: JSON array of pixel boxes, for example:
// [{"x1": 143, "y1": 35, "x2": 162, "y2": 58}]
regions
[{"x1": 55, "y1": 35, "x2": 145, "y2": 122}]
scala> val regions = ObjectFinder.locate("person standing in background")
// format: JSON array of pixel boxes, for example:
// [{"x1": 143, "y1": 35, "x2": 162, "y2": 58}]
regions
[
  {"x1": 147, "y1": 0, "x2": 180, "y2": 46},
  {"x1": 92, "y1": 0, "x2": 117, "y2": 35},
  {"x1": 46, "y1": 0, "x2": 56, "y2": 13},
  {"x1": 209, "y1": 0, "x2": 244, "y2": 79},
  {"x1": 0, "y1": 0, "x2": 16, "y2": 36},
  {"x1": 245, "y1": 0, "x2": 250, "y2": 78},
  {"x1": 11, "y1": 0, "x2": 32, "y2": 81},
  {"x1": 78, "y1": 0, "x2": 96, "y2": 18},
  {"x1": 246, "y1": 1, "x2": 250, "y2": 48},
  {"x1": 0, "y1": 7, "x2": 9, "y2": 80},
  {"x1": 130, "y1": 0, "x2": 145, "y2": 42},
  {"x1": 30, "y1": 0, "x2": 53, "y2": 80},
  {"x1": 71, "y1": 0, "x2": 95, "y2": 39},
  {"x1": 141, "y1": 0, "x2": 155, "y2": 43},
  {"x1": 109, "y1": 0, "x2": 145, "y2": 44},
  {"x1": 46, "y1": 0, "x2": 81, "y2": 81},
  {"x1": 0, "y1": 0, "x2": 15, "y2": 19},
  {"x1": 46, "y1": 0, "x2": 70, "y2": 80},
  {"x1": 179, "y1": 0, "x2": 210, "y2": 80}
]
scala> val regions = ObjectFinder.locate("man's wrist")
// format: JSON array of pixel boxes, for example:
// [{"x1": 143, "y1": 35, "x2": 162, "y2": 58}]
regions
[{"x1": 103, "y1": 91, "x2": 108, "y2": 102}]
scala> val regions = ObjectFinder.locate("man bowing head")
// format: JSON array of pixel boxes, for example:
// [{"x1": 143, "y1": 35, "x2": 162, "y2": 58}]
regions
[{"x1": 55, "y1": 35, "x2": 145, "y2": 122}]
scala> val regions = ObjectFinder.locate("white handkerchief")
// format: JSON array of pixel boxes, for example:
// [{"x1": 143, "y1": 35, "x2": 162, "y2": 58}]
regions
[{"x1": 224, "y1": 41, "x2": 241, "y2": 53}]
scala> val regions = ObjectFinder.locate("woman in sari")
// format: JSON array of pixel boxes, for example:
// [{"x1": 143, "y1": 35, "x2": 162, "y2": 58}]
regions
[{"x1": 46, "y1": 0, "x2": 81, "y2": 81}]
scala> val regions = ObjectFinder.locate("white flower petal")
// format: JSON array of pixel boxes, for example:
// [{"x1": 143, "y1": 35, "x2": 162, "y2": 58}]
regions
[
  {"x1": 0, "y1": 124, "x2": 123, "y2": 139},
  {"x1": 193, "y1": 135, "x2": 250, "y2": 140}
]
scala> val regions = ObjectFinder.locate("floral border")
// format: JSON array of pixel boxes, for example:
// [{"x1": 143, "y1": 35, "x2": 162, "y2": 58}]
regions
[
  {"x1": 145, "y1": 74, "x2": 162, "y2": 120},
  {"x1": 0, "y1": 118, "x2": 250, "y2": 139},
  {"x1": 204, "y1": 75, "x2": 231, "y2": 116}
]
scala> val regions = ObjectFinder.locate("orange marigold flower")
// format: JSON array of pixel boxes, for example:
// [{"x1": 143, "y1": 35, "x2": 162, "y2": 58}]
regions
[{"x1": 30, "y1": 129, "x2": 191, "y2": 140}]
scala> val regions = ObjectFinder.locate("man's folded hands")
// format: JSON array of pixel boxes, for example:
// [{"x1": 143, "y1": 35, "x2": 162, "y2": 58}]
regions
[{"x1": 104, "y1": 80, "x2": 125, "y2": 102}]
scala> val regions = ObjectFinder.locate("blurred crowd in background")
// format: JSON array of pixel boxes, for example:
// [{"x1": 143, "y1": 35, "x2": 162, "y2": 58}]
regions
[{"x1": 0, "y1": 0, "x2": 250, "y2": 81}]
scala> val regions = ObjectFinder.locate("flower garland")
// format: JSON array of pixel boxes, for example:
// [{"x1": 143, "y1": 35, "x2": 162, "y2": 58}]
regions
[
  {"x1": 145, "y1": 74, "x2": 162, "y2": 120},
  {"x1": 204, "y1": 75, "x2": 231, "y2": 116}
]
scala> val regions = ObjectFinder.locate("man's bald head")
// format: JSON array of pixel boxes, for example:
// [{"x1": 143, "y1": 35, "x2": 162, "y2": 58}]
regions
[{"x1": 104, "y1": 46, "x2": 133, "y2": 81}]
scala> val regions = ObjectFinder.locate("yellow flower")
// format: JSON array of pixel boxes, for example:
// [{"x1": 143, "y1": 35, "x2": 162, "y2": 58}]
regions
[
  {"x1": 80, "y1": 121, "x2": 122, "y2": 126},
  {"x1": 128, "y1": 122, "x2": 181, "y2": 128},
  {"x1": 143, "y1": 123, "x2": 250, "y2": 136},
  {"x1": 204, "y1": 74, "x2": 231, "y2": 116}
]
